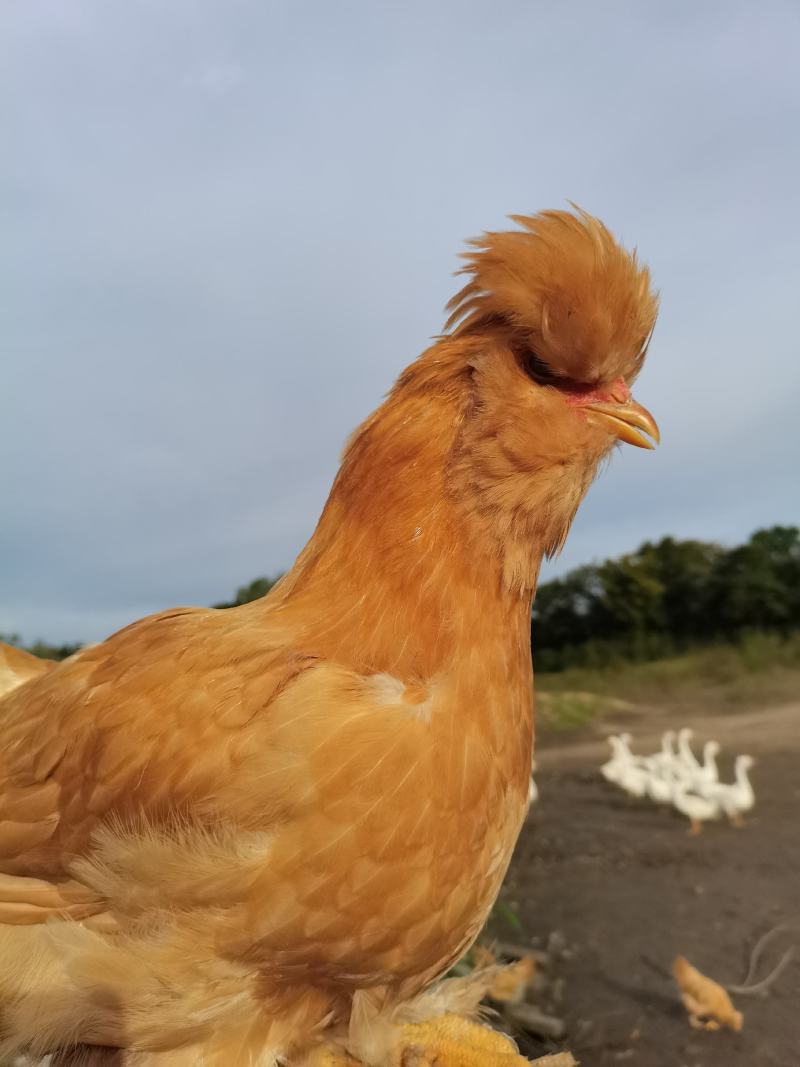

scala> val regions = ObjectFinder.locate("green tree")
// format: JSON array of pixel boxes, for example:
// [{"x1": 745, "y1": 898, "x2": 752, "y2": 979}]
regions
[
  {"x1": 531, "y1": 525, "x2": 799, "y2": 671},
  {"x1": 26, "y1": 640, "x2": 83, "y2": 661},
  {"x1": 633, "y1": 537, "x2": 724, "y2": 645},
  {"x1": 709, "y1": 526, "x2": 799, "y2": 634},
  {"x1": 596, "y1": 554, "x2": 665, "y2": 641},
  {"x1": 533, "y1": 565, "x2": 605, "y2": 652},
  {"x1": 213, "y1": 575, "x2": 282, "y2": 609},
  {"x1": 1, "y1": 632, "x2": 81, "y2": 661}
]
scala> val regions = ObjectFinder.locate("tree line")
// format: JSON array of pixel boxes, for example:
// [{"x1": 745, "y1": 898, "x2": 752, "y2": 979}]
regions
[{"x1": 531, "y1": 525, "x2": 800, "y2": 671}]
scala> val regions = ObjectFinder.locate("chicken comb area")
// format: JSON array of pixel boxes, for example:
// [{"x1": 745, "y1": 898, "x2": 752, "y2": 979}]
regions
[{"x1": 445, "y1": 206, "x2": 659, "y2": 387}]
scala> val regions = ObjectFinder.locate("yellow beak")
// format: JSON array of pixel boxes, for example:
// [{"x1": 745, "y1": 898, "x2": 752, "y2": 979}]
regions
[{"x1": 585, "y1": 399, "x2": 660, "y2": 450}]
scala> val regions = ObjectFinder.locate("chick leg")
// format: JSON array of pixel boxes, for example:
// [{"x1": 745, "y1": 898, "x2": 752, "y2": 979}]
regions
[
  {"x1": 688, "y1": 1014, "x2": 721, "y2": 1031},
  {"x1": 688, "y1": 818, "x2": 703, "y2": 835}
]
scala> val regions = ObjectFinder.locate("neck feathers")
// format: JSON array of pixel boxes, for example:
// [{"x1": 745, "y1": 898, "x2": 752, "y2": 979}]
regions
[{"x1": 274, "y1": 339, "x2": 584, "y2": 674}]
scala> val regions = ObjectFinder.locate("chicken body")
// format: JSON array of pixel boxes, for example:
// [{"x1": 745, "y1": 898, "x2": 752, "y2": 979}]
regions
[
  {"x1": 0, "y1": 377, "x2": 533, "y2": 1059},
  {"x1": 0, "y1": 209, "x2": 659, "y2": 1064},
  {"x1": 672, "y1": 956, "x2": 743, "y2": 1031}
]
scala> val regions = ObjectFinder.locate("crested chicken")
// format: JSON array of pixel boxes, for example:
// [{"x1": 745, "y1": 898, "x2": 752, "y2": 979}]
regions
[{"x1": 0, "y1": 208, "x2": 659, "y2": 1065}]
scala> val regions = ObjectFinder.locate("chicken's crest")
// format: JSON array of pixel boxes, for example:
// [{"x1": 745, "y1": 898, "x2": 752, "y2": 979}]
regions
[{"x1": 445, "y1": 206, "x2": 658, "y2": 388}]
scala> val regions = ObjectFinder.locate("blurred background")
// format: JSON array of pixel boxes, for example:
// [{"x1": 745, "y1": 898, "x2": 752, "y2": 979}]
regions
[{"x1": 2, "y1": 4, "x2": 799, "y2": 1064}]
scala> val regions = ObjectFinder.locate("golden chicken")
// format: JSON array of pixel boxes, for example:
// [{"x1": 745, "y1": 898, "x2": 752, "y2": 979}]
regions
[
  {"x1": 0, "y1": 208, "x2": 659, "y2": 1065},
  {"x1": 672, "y1": 955, "x2": 743, "y2": 1031}
]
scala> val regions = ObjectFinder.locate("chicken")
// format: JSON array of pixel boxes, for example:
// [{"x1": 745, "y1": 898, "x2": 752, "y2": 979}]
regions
[
  {"x1": 0, "y1": 640, "x2": 54, "y2": 697},
  {"x1": 672, "y1": 955, "x2": 743, "y2": 1031},
  {"x1": 0, "y1": 207, "x2": 659, "y2": 1065},
  {"x1": 471, "y1": 945, "x2": 537, "y2": 1004}
]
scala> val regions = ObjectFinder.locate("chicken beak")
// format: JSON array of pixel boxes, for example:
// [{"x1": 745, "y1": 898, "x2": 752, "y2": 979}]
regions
[{"x1": 584, "y1": 399, "x2": 661, "y2": 450}]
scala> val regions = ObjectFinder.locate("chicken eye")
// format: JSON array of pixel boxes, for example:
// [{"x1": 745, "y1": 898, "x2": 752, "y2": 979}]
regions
[
  {"x1": 518, "y1": 347, "x2": 590, "y2": 394},
  {"x1": 521, "y1": 350, "x2": 562, "y2": 387}
]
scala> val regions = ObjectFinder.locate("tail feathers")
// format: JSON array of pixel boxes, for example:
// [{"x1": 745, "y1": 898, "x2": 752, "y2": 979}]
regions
[{"x1": 0, "y1": 642, "x2": 54, "y2": 699}]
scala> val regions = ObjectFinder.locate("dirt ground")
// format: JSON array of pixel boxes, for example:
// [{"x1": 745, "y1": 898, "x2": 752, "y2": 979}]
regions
[{"x1": 496, "y1": 702, "x2": 800, "y2": 1067}]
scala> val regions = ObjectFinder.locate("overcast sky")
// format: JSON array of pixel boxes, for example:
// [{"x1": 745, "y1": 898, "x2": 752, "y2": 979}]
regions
[{"x1": 2, "y1": 1, "x2": 799, "y2": 645}]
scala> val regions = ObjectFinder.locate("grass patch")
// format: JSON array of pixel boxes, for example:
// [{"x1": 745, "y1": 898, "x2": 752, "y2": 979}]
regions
[
  {"x1": 536, "y1": 690, "x2": 631, "y2": 731},
  {"x1": 536, "y1": 631, "x2": 800, "y2": 728}
]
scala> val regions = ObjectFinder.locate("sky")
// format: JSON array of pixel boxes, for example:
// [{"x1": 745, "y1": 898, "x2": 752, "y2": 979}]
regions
[{"x1": 2, "y1": 1, "x2": 799, "y2": 645}]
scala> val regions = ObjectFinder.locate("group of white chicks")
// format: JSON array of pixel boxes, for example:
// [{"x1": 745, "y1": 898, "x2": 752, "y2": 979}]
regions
[{"x1": 601, "y1": 727, "x2": 755, "y2": 833}]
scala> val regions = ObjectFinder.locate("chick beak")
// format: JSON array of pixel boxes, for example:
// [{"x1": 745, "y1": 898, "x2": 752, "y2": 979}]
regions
[{"x1": 584, "y1": 399, "x2": 661, "y2": 450}]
